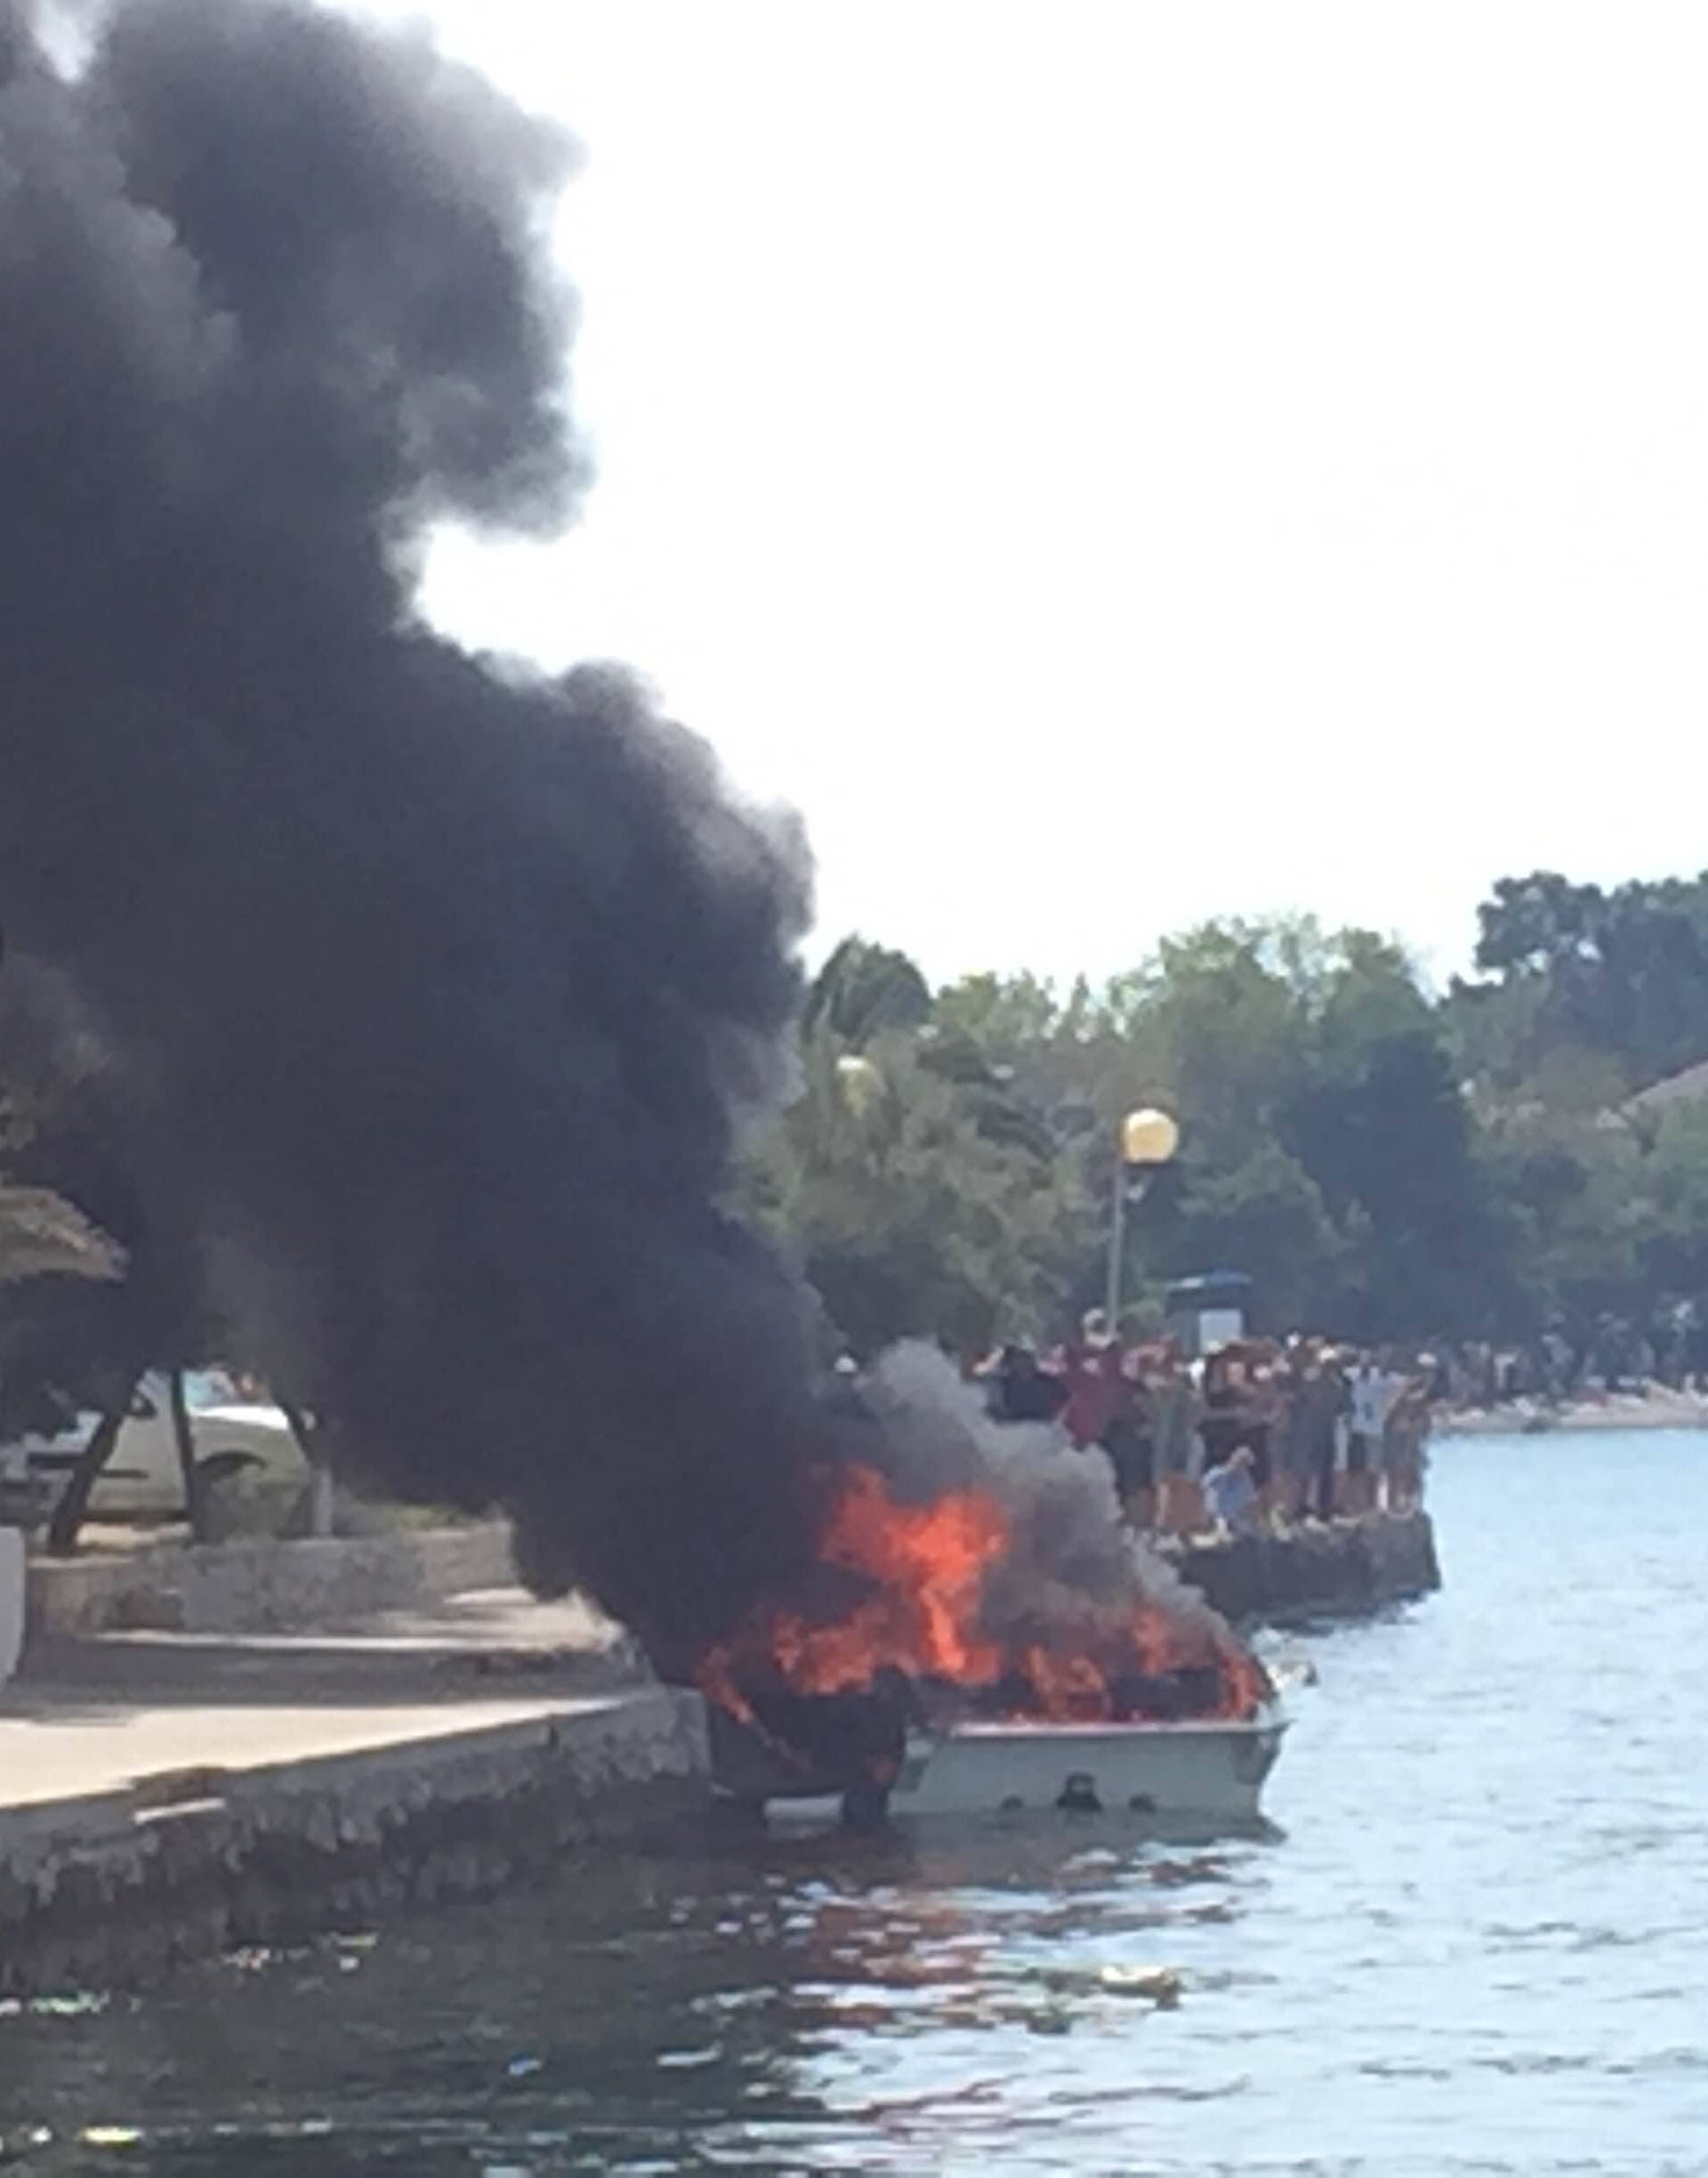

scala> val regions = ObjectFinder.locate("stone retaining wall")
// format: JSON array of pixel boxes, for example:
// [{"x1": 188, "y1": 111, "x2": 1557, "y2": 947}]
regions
[
  {"x1": 0, "y1": 1688, "x2": 707, "y2": 1999},
  {"x1": 1172, "y1": 1509, "x2": 1441, "y2": 1625},
  {"x1": 25, "y1": 1522, "x2": 516, "y2": 1638}
]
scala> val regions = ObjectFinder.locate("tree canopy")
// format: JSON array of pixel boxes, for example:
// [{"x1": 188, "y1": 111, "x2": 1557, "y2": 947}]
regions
[
  {"x1": 14, "y1": 865, "x2": 1708, "y2": 1443},
  {"x1": 760, "y1": 882, "x2": 1708, "y2": 1356},
  {"x1": 1456, "y1": 870, "x2": 1708, "y2": 1093}
]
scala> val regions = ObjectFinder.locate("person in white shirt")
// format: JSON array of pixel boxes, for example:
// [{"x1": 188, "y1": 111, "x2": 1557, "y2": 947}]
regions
[{"x1": 1345, "y1": 1352, "x2": 1404, "y2": 1515}]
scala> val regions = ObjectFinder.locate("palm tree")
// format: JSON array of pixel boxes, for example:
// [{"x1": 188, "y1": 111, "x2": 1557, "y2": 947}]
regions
[
  {"x1": 0, "y1": 1183, "x2": 125, "y2": 1545},
  {"x1": 0, "y1": 1183, "x2": 122, "y2": 1286}
]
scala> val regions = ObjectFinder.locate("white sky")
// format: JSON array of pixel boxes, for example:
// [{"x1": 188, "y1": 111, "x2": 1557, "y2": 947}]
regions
[{"x1": 358, "y1": 1, "x2": 1708, "y2": 989}]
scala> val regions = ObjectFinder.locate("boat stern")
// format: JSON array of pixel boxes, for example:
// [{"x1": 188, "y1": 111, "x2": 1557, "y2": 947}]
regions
[{"x1": 892, "y1": 1703, "x2": 1288, "y2": 1821}]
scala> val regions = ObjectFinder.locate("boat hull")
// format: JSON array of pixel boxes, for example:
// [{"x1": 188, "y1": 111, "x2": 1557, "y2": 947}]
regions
[{"x1": 892, "y1": 1708, "x2": 1287, "y2": 1822}]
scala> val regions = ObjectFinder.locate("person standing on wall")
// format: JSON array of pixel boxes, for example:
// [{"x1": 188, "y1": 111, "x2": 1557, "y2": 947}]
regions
[
  {"x1": 1346, "y1": 1350, "x2": 1404, "y2": 1516},
  {"x1": 988, "y1": 1343, "x2": 1069, "y2": 1427},
  {"x1": 1290, "y1": 1342, "x2": 1349, "y2": 1524},
  {"x1": 1150, "y1": 1340, "x2": 1204, "y2": 1537},
  {"x1": 1103, "y1": 1335, "x2": 1157, "y2": 1531},
  {"x1": 1060, "y1": 1308, "x2": 1124, "y2": 1456},
  {"x1": 1238, "y1": 1348, "x2": 1285, "y2": 1529},
  {"x1": 1382, "y1": 1367, "x2": 1433, "y2": 1511}
]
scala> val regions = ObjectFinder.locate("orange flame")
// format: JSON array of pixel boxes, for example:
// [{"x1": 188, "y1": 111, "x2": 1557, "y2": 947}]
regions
[
  {"x1": 699, "y1": 1462, "x2": 1269, "y2": 1729},
  {"x1": 700, "y1": 1464, "x2": 1008, "y2": 1721}
]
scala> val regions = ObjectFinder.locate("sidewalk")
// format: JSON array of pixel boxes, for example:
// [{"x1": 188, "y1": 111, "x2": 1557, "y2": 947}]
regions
[
  {"x1": 0, "y1": 1585, "x2": 643, "y2": 1813},
  {"x1": 0, "y1": 1586, "x2": 706, "y2": 1998}
]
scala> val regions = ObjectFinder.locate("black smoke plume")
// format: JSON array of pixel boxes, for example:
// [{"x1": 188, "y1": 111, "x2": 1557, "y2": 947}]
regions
[
  {"x1": 0, "y1": 0, "x2": 1261, "y2": 1711},
  {"x1": 0, "y1": 0, "x2": 829, "y2": 1659}
]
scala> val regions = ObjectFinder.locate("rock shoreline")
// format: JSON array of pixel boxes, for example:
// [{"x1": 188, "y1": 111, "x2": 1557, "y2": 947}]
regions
[
  {"x1": 1438, "y1": 1390, "x2": 1708, "y2": 1435},
  {"x1": 1167, "y1": 1509, "x2": 1441, "y2": 1625}
]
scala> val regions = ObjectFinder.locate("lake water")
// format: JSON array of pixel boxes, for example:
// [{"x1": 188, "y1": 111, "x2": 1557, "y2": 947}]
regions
[{"x1": 7, "y1": 1429, "x2": 1708, "y2": 2175}]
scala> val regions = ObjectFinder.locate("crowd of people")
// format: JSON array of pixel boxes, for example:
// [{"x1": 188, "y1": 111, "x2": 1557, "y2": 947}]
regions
[
  {"x1": 973, "y1": 1313, "x2": 1434, "y2": 1543},
  {"x1": 1449, "y1": 1318, "x2": 1708, "y2": 1408}
]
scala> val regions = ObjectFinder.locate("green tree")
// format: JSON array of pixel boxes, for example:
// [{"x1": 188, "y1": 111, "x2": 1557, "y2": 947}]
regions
[
  {"x1": 1478, "y1": 1111, "x2": 1644, "y2": 1339},
  {"x1": 745, "y1": 1028, "x2": 1089, "y2": 1357},
  {"x1": 804, "y1": 936, "x2": 933, "y2": 1048},
  {"x1": 931, "y1": 923, "x2": 1500, "y2": 1338},
  {"x1": 1126, "y1": 922, "x2": 1309, "y2": 1160},
  {"x1": 1629, "y1": 1101, "x2": 1708, "y2": 1303},
  {"x1": 1462, "y1": 868, "x2": 1708, "y2": 1093},
  {"x1": 1158, "y1": 1141, "x2": 1339, "y2": 1332},
  {"x1": 0, "y1": 970, "x2": 232, "y2": 1543},
  {"x1": 1280, "y1": 933, "x2": 1507, "y2": 1336},
  {"x1": 0, "y1": 1184, "x2": 121, "y2": 1286}
]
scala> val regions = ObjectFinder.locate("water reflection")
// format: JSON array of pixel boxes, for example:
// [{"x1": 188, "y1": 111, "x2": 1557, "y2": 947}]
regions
[{"x1": 4, "y1": 1817, "x2": 1272, "y2": 2174}]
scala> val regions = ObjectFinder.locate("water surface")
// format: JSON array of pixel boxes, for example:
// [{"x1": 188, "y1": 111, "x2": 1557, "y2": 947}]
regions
[{"x1": 7, "y1": 1430, "x2": 1708, "y2": 2174}]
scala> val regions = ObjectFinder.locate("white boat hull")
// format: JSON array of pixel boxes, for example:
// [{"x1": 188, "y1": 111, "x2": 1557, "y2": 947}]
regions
[{"x1": 890, "y1": 1706, "x2": 1287, "y2": 1822}]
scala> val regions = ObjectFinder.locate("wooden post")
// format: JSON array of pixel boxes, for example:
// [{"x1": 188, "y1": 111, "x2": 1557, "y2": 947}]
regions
[{"x1": 168, "y1": 1367, "x2": 206, "y2": 1542}]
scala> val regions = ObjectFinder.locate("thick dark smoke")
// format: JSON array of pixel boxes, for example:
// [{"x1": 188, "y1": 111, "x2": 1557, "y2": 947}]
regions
[
  {"x1": 858, "y1": 1344, "x2": 1237, "y2": 1659},
  {"x1": 0, "y1": 0, "x2": 1254, "y2": 1695},
  {"x1": 0, "y1": 0, "x2": 830, "y2": 1658}
]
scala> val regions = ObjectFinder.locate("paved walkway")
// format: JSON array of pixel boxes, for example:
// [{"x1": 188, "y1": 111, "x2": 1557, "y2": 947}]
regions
[{"x1": 0, "y1": 1588, "x2": 645, "y2": 1814}]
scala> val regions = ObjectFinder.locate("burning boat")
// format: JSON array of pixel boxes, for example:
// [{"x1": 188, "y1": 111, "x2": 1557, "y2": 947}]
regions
[
  {"x1": 891, "y1": 1712, "x2": 1285, "y2": 1822},
  {"x1": 705, "y1": 1686, "x2": 1287, "y2": 1827},
  {"x1": 693, "y1": 1370, "x2": 1286, "y2": 1827}
]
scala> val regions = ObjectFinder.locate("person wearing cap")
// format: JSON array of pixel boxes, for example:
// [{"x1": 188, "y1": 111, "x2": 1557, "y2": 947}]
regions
[{"x1": 1059, "y1": 1308, "x2": 1124, "y2": 1454}]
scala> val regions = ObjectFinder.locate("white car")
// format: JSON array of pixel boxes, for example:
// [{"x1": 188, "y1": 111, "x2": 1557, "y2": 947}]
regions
[{"x1": 3, "y1": 1368, "x2": 308, "y2": 1525}]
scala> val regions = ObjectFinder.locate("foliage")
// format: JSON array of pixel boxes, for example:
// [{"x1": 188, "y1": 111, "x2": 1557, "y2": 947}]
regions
[
  {"x1": 0, "y1": 1184, "x2": 123, "y2": 1287},
  {"x1": 804, "y1": 936, "x2": 933, "y2": 1048},
  {"x1": 1628, "y1": 1102, "x2": 1708, "y2": 1303},
  {"x1": 1157, "y1": 1141, "x2": 1339, "y2": 1333},
  {"x1": 0, "y1": 978, "x2": 118, "y2": 1287},
  {"x1": 17, "y1": 859, "x2": 1708, "y2": 1417},
  {"x1": 0, "y1": 974, "x2": 226, "y2": 1548},
  {"x1": 763, "y1": 883, "x2": 1708, "y2": 1357},
  {"x1": 1455, "y1": 869, "x2": 1708, "y2": 1093},
  {"x1": 741, "y1": 1028, "x2": 1090, "y2": 1357}
]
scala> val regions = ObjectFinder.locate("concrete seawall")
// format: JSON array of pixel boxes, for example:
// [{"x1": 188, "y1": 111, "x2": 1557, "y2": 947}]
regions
[
  {"x1": 0, "y1": 1686, "x2": 704, "y2": 2000},
  {"x1": 1169, "y1": 1509, "x2": 1441, "y2": 1625}
]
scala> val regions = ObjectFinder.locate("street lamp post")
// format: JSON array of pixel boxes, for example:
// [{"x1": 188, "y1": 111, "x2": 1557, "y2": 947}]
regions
[{"x1": 1105, "y1": 1107, "x2": 1180, "y2": 1327}]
